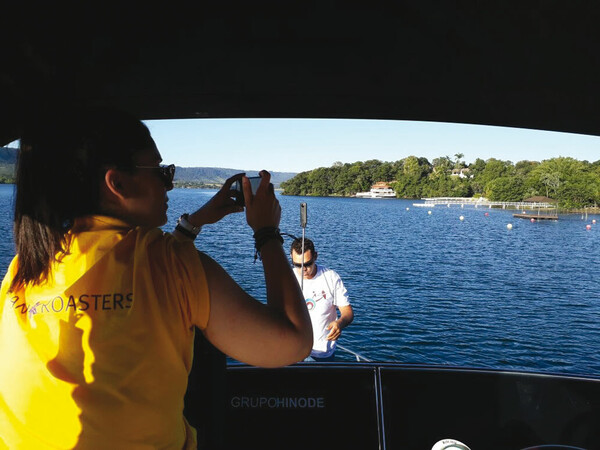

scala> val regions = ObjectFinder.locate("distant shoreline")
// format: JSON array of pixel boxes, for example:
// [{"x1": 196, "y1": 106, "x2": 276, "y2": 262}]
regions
[{"x1": 1, "y1": 183, "x2": 598, "y2": 214}]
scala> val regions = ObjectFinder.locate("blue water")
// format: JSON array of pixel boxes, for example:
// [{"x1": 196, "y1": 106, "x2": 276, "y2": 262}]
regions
[{"x1": 2, "y1": 185, "x2": 599, "y2": 376}]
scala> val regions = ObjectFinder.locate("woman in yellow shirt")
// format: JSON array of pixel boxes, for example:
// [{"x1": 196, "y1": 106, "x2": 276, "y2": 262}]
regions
[{"x1": 0, "y1": 106, "x2": 312, "y2": 449}]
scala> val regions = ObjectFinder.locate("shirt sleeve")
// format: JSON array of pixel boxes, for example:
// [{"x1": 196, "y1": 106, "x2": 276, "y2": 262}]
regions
[
  {"x1": 143, "y1": 230, "x2": 211, "y2": 330},
  {"x1": 331, "y1": 271, "x2": 350, "y2": 307},
  {"x1": 169, "y1": 238, "x2": 210, "y2": 329}
]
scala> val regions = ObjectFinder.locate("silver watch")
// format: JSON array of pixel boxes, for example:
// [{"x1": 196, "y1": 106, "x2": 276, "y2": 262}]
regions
[{"x1": 177, "y1": 213, "x2": 202, "y2": 236}]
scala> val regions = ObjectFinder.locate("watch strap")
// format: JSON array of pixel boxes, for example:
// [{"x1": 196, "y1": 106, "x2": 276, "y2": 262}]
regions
[
  {"x1": 175, "y1": 224, "x2": 197, "y2": 239},
  {"x1": 177, "y1": 213, "x2": 202, "y2": 238}
]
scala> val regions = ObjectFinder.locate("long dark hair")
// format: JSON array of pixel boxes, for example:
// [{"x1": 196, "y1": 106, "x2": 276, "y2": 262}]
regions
[{"x1": 11, "y1": 105, "x2": 155, "y2": 291}]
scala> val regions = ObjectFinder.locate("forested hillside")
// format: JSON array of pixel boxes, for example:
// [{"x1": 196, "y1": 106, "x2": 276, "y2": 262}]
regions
[
  {"x1": 0, "y1": 147, "x2": 17, "y2": 183},
  {"x1": 173, "y1": 167, "x2": 296, "y2": 188},
  {"x1": 280, "y1": 155, "x2": 600, "y2": 209},
  {"x1": 0, "y1": 147, "x2": 296, "y2": 187}
]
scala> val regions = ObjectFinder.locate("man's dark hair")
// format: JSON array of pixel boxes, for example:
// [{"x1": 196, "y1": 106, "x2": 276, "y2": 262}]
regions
[{"x1": 290, "y1": 237, "x2": 315, "y2": 256}]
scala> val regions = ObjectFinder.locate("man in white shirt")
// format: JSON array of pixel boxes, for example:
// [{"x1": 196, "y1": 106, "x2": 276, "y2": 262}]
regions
[{"x1": 290, "y1": 238, "x2": 354, "y2": 361}]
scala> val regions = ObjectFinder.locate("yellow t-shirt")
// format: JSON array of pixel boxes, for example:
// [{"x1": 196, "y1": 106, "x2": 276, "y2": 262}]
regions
[{"x1": 0, "y1": 216, "x2": 210, "y2": 449}]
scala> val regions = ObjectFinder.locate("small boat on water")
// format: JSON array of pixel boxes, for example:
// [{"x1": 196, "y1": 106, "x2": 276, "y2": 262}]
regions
[{"x1": 355, "y1": 182, "x2": 396, "y2": 198}]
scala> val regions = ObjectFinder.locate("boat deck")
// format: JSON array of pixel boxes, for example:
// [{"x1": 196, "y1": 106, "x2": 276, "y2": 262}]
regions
[
  {"x1": 513, "y1": 213, "x2": 558, "y2": 220},
  {"x1": 185, "y1": 335, "x2": 600, "y2": 450}
]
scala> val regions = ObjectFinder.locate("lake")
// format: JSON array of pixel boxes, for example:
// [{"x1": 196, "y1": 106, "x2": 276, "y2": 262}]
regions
[{"x1": 1, "y1": 185, "x2": 599, "y2": 376}]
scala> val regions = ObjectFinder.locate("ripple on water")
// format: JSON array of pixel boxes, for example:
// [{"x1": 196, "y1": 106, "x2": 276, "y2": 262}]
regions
[{"x1": 1, "y1": 188, "x2": 599, "y2": 376}]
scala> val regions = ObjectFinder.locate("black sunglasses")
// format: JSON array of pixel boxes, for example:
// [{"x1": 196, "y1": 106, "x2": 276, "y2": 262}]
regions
[
  {"x1": 292, "y1": 258, "x2": 315, "y2": 268},
  {"x1": 135, "y1": 164, "x2": 176, "y2": 187}
]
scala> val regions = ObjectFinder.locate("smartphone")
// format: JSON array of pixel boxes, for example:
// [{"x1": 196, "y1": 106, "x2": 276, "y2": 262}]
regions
[{"x1": 233, "y1": 176, "x2": 262, "y2": 206}]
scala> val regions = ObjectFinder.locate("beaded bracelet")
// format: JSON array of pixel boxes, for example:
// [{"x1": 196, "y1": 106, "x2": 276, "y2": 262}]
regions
[{"x1": 253, "y1": 227, "x2": 284, "y2": 262}]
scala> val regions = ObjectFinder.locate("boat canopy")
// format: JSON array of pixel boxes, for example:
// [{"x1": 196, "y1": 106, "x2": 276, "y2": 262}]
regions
[{"x1": 2, "y1": 3, "x2": 600, "y2": 146}]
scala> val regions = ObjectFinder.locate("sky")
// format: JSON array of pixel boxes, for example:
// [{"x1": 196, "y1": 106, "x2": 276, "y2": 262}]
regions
[
  {"x1": 7, "y1": 119, "x2": 598, "y2": 174},
  {"x1": 144, "y1": 118, "x2": 600, "y2": 174}
]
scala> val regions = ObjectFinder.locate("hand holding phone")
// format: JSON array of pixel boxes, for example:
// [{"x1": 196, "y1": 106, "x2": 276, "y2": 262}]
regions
[
  {"x1": 240, "y1": 171, "x2": 281, "y2": 232},
  {"x1": 233, "y1": 175, "x2": 262, "y2": 206}
]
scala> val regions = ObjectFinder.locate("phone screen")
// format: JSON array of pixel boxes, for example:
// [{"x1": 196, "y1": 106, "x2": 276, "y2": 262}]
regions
[
  {"x1": 233, "y1": 176, "x2": 262, "y2": 206},
  {"x1": 248, "y1": 176, "x2": 261, "y2": 194}
]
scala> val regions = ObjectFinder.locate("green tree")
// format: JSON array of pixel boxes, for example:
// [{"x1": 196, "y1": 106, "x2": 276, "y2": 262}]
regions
[
  {"x1": 526, "y1": 157, "x2": 591, "y2": 206},
  {"x1": 467, "y1": 158, "x2": 487, "y2": 194},
  {"x1": 281, "y1": 171, "x2": 310, "y2": 195},
  {"x1": 391, "y1": 156, "x2": 430, "y2": 198},
  {"x1": 280, "y1": 155, "x2": 600, "y2": 206},
  {"x1": 539, "y1": 171, "x2": 560, "y2": 198},
  {"x1": 432, "y1": 156, "x2": 452, "y2": 175},
  {"x1": 307, "y1": 167, "x2": 333, "y2": 196},
  {"x1": 454, "y1": 153, "x2": 465, "y2": 169},
  {"x1": 486, "y1": 176, "x2": 526, "y2": 201},
  {"x1": 557, "y1": 174, "x2": 600, "y2": 208},
  {"x1": 514, "y1": 160, "x2": 539, "y2": 177},
  {"x1": 332, "y1": 163, "x2": 354, "y2": 195}
]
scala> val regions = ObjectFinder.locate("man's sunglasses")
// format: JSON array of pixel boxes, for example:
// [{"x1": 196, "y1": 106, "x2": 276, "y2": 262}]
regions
[
  {"x1": 135, "y1": 164, "x2": 176, "y2": 187},
  {"x1": 292, "y1": 258, "x2": 315, "y2": 268}
]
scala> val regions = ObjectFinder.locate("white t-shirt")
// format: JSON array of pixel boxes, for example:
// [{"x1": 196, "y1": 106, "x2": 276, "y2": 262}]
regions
[{"x1": 294, "y1": 264, "x2": 351, "y2": 357}]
